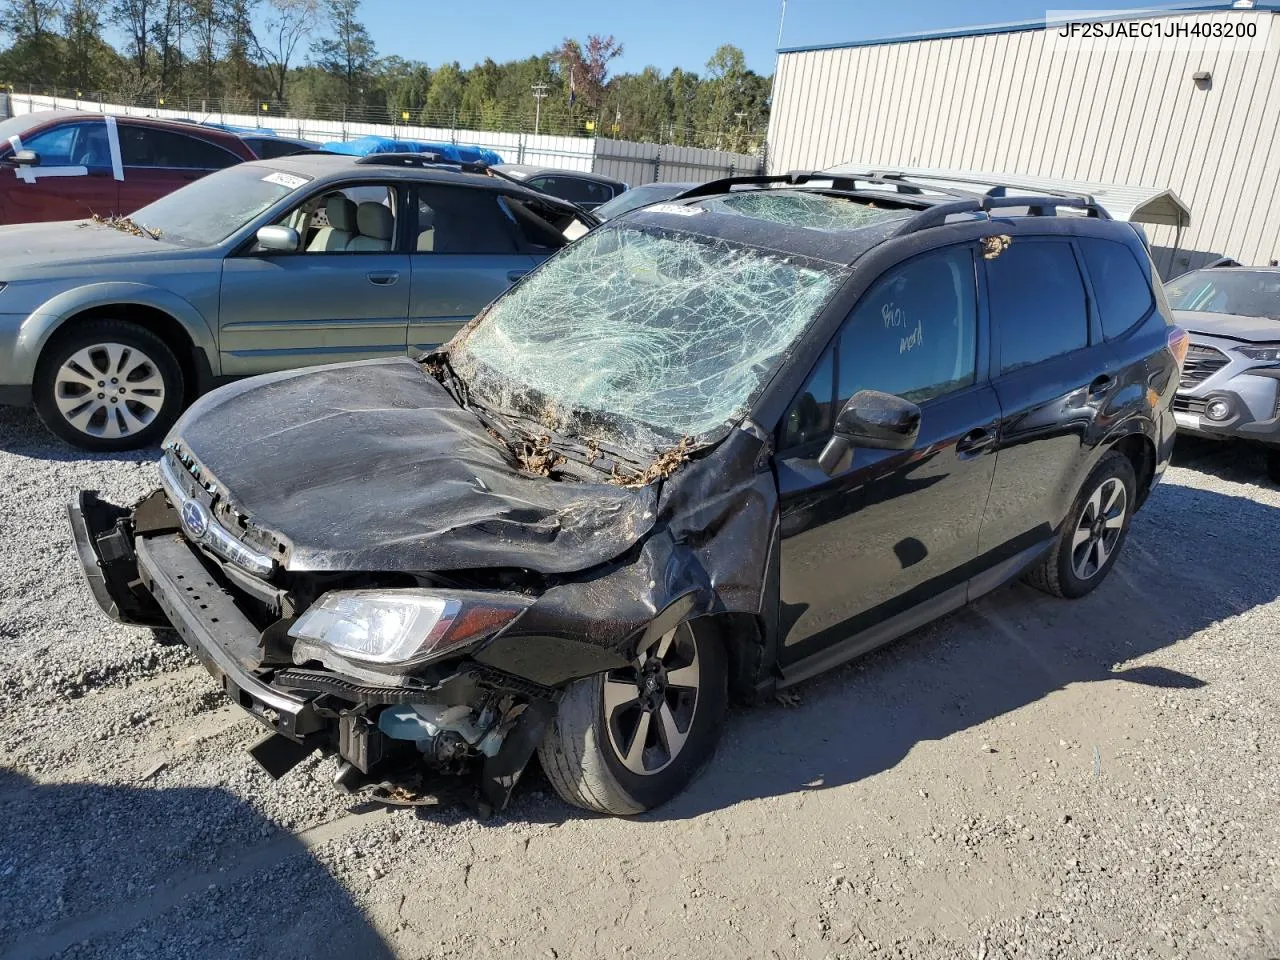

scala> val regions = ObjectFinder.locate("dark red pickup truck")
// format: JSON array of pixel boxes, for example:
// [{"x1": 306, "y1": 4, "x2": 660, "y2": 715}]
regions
[{"x1": 0, "y1": 110, "x2": 258, "y2": 224}]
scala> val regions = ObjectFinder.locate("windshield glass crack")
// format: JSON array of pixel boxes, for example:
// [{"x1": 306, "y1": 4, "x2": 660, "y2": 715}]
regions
[{"x1": 448, "y1": 225, "x2": 844, "y2": 453}]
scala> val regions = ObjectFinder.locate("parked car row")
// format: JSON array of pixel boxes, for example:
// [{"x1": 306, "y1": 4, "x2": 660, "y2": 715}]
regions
[
  {"x1": 0, "y1": 109, "x2": 632, "y2": 225},
  {"x1": 61, "y1": 167, "x2": 1188, "y2": 816},
  {"x1": 0, "y1": 150, "x2": 598, "y2": 448}
]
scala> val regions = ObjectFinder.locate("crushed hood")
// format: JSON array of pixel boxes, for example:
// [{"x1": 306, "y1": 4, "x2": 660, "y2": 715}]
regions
[
  {"x1": 167, "y1": 358, "x2": 658, "y2": 576},
  {"x1": 1175, "y1": 310, "x2": 1280, "y2": 343},
  {"x1": 0, "y1": 220, "x2": 185, "y2": 274}
]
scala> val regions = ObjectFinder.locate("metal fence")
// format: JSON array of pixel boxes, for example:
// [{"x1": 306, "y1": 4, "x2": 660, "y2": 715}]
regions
[{"x1": 1, "y1": 91, "x2": 766, "y2": 184}]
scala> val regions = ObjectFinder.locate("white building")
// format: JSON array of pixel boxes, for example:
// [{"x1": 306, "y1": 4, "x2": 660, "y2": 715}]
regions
[{"x1": 767, "y1": 1, "x2": 1280, "y2": 276}]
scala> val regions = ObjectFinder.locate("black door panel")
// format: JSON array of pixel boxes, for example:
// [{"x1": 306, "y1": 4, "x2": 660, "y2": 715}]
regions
[
  {"x1": 979, "y1": 350, "x2": 1107, "y2": 556},
  {"x1": 978, "y1": 238, "x2": 1101, "y2": 557},
  {"x1": 778, "y1": 384, "x2": 1001, "y2": 661}
]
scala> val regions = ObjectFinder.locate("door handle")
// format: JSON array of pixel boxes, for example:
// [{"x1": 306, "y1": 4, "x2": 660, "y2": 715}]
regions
[
  {"x1": 1088, "y1": 374, "x2": 1115, "y2": 397},
  {"x1": 955, "y1": 427, "x2": 996, "y2": 456},
  {"x1": 507, "y1": 270, "x2": 529, "y2": 282},
  {"x1": 366, "y1": 271, "x2": 399, "y2": 286}
]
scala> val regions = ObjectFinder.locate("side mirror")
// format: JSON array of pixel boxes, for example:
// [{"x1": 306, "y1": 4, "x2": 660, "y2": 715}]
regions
[
  {"x1": 817, "y1": 390, "x2": 922, "y2": 475},
  {"x1": 7, "y1": 149, "x2": 39, "y2": 166},
  {"x1": 255, "y1": 224, "x2": 300, "y2": 253}
]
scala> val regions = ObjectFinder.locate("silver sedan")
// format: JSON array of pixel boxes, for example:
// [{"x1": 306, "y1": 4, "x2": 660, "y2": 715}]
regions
[{"x1": 0, "y1": 153, "x2": 593, "y2": 449}]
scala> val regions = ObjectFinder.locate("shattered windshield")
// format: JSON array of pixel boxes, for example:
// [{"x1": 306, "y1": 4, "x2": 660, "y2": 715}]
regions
[
  {"x1": 699, "y1": 190, "x2": 903, "y2": 232},
  {"x1": 449, "y1": 225, "x2": 845, "y2": 450}
]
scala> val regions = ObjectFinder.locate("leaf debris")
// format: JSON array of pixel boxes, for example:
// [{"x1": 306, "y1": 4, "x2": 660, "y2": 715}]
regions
[
  {"x1": 516, "y1": 435, "x2": 564, "y2": 478},
  {"x1": 608, "y1": 436, "x2": 697, "y2": 488},
  {"x1": 80, "y1": 213, "x2": 163, "y2": 240},
  {"x1": 981, "y1": 235, "x2": 1012, "y2": 259}
]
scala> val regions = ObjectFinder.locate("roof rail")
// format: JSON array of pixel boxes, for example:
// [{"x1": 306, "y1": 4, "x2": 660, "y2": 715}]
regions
[
  {"x1": 356, "y1": 151, "x2": 466, "y2": 169},
  {"x1": 893, "y1": 193, "x2": 1111, "y2": 237},
  {"x1": 862, "y1": 168, "x2": 1097, "y2": 204}
]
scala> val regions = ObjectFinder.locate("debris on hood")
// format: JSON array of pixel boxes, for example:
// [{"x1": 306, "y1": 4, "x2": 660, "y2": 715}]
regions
[
  {"x1": 609, "y1": 436, "x2": 699, "y2": 488},
  {"x1": 516, "y1": 435, "x2": 565, "y2": 478},
  {"x1": 80, "y1": 213, "x2": 163, "y2": 240}
]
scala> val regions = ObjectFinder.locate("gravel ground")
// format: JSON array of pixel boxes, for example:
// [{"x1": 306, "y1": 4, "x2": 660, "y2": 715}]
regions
[{"x1": 1, "y1": 405, "x2": 1278, "y2": 960}]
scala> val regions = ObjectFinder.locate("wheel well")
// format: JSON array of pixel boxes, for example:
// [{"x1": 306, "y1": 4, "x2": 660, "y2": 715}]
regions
[
  {"x1": 690, "y1": 611, "x2": 768, "y2": 705},
  {"x1": 49, "y1": 305, "x2": 205, "y2": 403},
  {"x1": 1110, "y1": 433, "x2": 1156, "y2": 504}
]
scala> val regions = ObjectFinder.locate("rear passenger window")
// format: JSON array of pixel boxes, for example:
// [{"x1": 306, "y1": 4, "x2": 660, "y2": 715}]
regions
[
  {"x1": 119, "y1": 126, "x2": 240, "y2": 169},
  {"x1": 987, "y1": 241, "x2": 1089, "y2": 373},
  {"x1": 528, "y1": 176, "x2": 616, "y2": 206},
  {"x1": 1080, "y1": 237, "x2": 1155, "y2": 338},
  {"x1": 413, "y1": 186, "x2": 518, "y2": 254}
]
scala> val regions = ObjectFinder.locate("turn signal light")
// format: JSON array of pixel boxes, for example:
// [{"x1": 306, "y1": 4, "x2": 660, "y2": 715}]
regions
[{"x1": 1167, "y1": 326, "x2": 1190, "y2": 368}]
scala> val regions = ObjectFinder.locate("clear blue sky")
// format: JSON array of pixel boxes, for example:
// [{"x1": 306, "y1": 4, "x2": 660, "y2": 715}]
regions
[{"x1": 360, "y1": 0, "x2": 1180, "y2": 75}]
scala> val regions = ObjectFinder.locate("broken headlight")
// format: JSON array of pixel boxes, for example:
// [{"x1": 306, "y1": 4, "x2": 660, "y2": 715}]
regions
[{"x1": 288, "y1": 589, "x2": 530, "y2": 674}]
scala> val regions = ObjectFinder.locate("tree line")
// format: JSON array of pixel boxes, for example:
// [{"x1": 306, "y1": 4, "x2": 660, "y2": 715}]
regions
[{"x1": 0, "y1": 0, "x2": 773, "y2": 151}]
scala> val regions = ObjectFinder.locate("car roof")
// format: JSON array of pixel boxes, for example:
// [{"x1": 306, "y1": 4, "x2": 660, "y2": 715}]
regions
[
  {"x1": 621, "y1": 184, "x2": 1145, "y2": 267},
  {"x1": 251, "y1": 153, "x2": 561, "y2": 197},
  {"x1": 2, "y1": 110, "x2": 251, "y2": 148},
  {"x1": 494, "y1": 164, "x2": 627, "y2": 187},
  {"x1": 240, "y1": 133, "x2": 313, "y2": 143},
  {"x1": 623, "y1": 188, "x2": 913, "y2": 265}
]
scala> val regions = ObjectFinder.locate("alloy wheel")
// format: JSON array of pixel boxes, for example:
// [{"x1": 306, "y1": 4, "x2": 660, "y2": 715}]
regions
[
  {"x1": 603, "y1": 626, "x2": 701, "y2": 776},
  {"x1": 52, "y1": 342, "x2": 167, "y2": 440},
  {"x1": 1070, "y1": 476, "x2": 1128, "y2": 581}
]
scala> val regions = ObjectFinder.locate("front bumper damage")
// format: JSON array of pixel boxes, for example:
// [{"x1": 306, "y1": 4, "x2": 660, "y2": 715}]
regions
[{"x1": 69, "y1": 490, "x2": 559, "y2": 811}]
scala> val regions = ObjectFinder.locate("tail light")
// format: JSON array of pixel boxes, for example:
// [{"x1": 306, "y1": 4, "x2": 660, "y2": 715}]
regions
[{"x1": 1167, "y1": 326, "x2": 1190, "y2": 368}]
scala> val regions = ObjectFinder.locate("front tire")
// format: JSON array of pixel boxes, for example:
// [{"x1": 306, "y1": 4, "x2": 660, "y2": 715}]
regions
[
  {"x1": 537, "y1": 621, "x2": 727, "y2": 815},
  {"x1": 33, "y1": 319, "x2": 185, "y2": 451},
  {"x1": 1025, "y1": 451, "x2": 1136, "y2": 599}
]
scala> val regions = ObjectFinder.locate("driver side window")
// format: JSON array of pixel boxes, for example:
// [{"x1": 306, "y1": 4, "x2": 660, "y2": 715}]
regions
[
  {"x1": 274, "y1": 184, "x2": 399, "y2": 254},
  {"x1": 780, "y1": 245, "x2": 978, "y2": 451},
  {"x1": 22, "y1": 121, "x2": 110, "y2": 167}
]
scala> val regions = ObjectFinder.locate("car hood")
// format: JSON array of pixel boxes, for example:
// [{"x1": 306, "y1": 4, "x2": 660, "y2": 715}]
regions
[
  {"x1": 0, "y1": 220, "x2": 187, "y2": 273},
  {"x1": 1174, "y1": 310, "x2": 1280, "y2": 343},
  {"x1": 167, "y1": 358, "x2": 658, "y2": 576}
]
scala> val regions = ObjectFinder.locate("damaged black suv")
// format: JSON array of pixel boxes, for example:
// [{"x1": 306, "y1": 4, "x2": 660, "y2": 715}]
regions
[{"x1": 71, "y1": 171, "x2": 1185, "y2": 815}]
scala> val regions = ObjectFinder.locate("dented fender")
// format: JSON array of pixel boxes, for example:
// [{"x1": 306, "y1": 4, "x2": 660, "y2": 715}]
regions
[{"x1": 474, "y1": 423, "x2": 781, "y2": 690}]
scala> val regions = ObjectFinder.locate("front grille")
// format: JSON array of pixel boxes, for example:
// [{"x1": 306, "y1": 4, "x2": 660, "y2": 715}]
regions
[
  {"x1": 1180, "y1": 344, "x2": 1230, "y2": 388},
  {"x1": 1173, "y1": 397, "x2": 1207, "y2": 415}
]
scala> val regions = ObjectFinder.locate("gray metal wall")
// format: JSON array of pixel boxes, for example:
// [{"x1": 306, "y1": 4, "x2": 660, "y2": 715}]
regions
[
  {"x1": 768, "y1": 9, "x2": 1280, "y2": 276},
  {"x1": 592, "y1": 138, "x2": 764, "y2": 186}
]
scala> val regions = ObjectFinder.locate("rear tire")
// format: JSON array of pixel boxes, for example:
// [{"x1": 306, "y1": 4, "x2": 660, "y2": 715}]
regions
[
  {"x1": 33, "y1": 319, "x2": 185, "y2": 452},
  {"x1": 537, "y1": 621, "x2": 727, "y2": 815},
  {"x1": 1025, "y1": 451, "x2": 1136, "y2": 599}
]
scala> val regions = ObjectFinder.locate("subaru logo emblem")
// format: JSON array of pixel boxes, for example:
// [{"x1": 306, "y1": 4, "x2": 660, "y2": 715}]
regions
[{"x1": 180, "y1": 499, "x2": 209, "y2": 539}]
